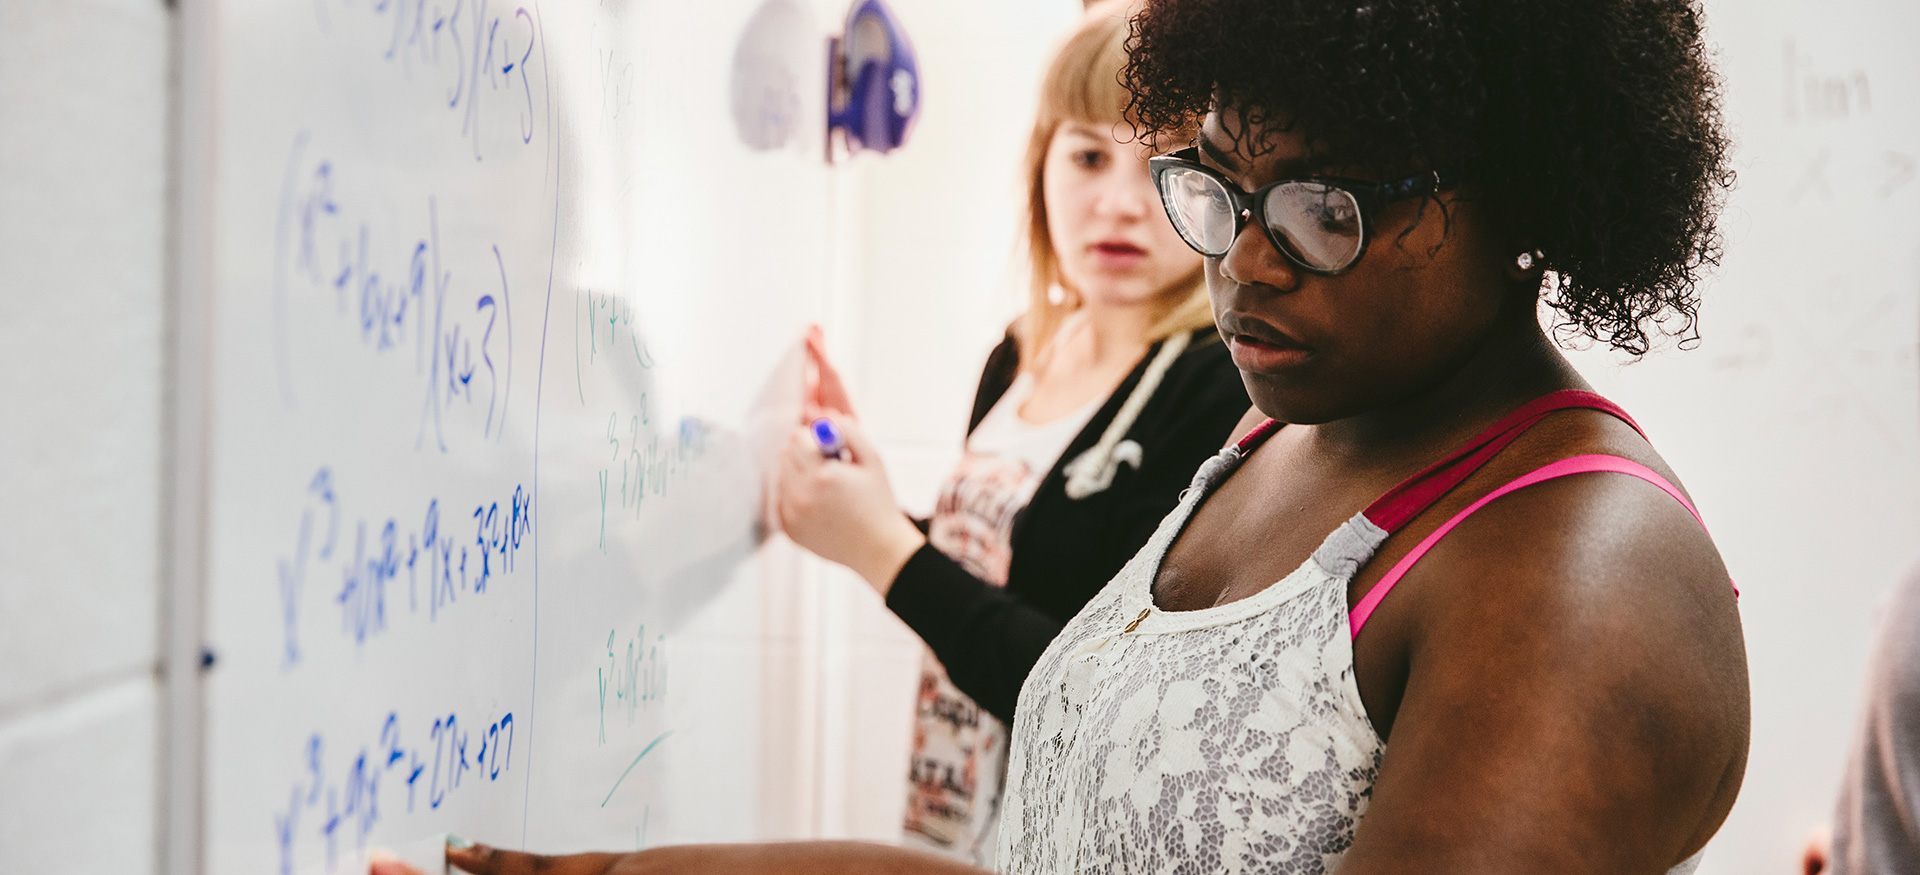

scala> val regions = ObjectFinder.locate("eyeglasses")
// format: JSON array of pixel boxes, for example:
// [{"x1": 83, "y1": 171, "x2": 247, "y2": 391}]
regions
[{"x1": 1147, "y1": 146, "x2": 1460, "y2": 275}]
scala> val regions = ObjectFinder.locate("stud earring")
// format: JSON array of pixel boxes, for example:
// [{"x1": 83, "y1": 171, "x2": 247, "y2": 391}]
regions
[{"x1": 1516, "y1": 250, "x2": 1544, "y2": 270}]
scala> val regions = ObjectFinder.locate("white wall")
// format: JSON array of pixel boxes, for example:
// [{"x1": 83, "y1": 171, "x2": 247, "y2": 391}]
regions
[{"x1": 0, "y1": 0, "x2": 172, "y2": 872}]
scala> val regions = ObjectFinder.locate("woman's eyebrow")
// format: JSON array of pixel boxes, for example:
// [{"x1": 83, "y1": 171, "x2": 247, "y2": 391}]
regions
[
  {"x1": 1198, "y1": 131, "x2": 1319, "y2": 179},
  {"x1": 1059, "y1": 122, "x2": 1113, "y2": 141},
  {"x1": 1196, "y1": 134, "x2": 1241, "y2": 171}
]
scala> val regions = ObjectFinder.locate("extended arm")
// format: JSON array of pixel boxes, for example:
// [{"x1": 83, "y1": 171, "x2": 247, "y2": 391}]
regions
[{"x1": 371, "y1": 839, "x2": 990, "y2": 875}]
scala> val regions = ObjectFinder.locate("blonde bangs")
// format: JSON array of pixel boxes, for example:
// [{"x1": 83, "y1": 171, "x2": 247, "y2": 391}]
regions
[{"x1": 1039, "y1": 1, "x2": 1135, "y2": 132}]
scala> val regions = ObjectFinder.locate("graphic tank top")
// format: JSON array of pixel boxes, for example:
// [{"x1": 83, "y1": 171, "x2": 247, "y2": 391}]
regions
[{"x1": 905, "y1": 373, "x2": 1101, "y2": 864}]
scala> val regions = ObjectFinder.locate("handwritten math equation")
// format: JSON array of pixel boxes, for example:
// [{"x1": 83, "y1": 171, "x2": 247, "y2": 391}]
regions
[
  {"x1": 598, "y1": 624, "x2": 668, "y2": 745},
  {"x1": 596, "y1": 414, "x2": 711, "y2": 551},
  {"x1": 310, "y1": 0, "x2": 546, "y2": 162},
  {"x1": 576, "y1": 287, "x2": 656, "y2": 398},
  {"x1": 274, "y1": 708, "x2": 517, "y2": 874},
  {"x1": 275, "y1": 140, "x2": 519, "y2": 452},
  {"x1": 276, "y1": 466, "x2": 531, "y2": 667}
]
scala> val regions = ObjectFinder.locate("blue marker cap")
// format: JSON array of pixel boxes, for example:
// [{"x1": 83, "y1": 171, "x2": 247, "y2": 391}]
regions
[{"x1": 811, "y1": 417, "x2": 847, "y2": 459}]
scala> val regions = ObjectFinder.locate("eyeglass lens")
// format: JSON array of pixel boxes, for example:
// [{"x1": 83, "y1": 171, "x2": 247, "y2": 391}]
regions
[
  {"x1": 1160, "y1": 167, "x2": 1237, "y2": 255},
  {"x1": 1158, "y1": 168, "x2": 1365, "y2": 271},
  {"x1": 1264, "y1": 182, "x2": 1362, "y2": 271}
]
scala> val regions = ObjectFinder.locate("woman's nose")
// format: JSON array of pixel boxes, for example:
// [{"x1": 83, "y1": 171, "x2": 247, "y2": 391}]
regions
[
  {"x1": 1094, "y1": 175, "x2": 1155, "y2": 219},
  {"x1": 1218, "y1": 216, "x2": 1297, "y2": 292}
]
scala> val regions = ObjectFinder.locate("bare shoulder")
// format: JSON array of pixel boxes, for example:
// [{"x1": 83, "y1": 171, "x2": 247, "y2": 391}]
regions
[
  {"x1": 1371, "y1": 408, "x2": 1742, "y2": 668},
  {"x1": 1413, "y1": 436, "x2": 1747, "y2": 704},
  {"x1": 1426, "y1": 408, "x2": 1748, "y2": 759},
  {"x1": 1344, "y1": 409, "x2": 1749, "y2": 873}
]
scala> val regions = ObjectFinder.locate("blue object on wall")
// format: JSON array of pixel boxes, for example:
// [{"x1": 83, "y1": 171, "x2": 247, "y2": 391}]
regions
[{"x1": 827, "y1": 0, "x2": 920, "y2": 157}]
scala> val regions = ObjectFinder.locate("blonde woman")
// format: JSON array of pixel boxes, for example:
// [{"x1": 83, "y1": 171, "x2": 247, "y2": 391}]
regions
[{"x1": 772, "y1": 0, "x2": 1247, "y2": 864}]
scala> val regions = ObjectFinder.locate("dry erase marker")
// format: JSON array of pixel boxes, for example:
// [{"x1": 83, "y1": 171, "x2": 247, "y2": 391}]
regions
[{"x1": 811, "y1": 417, "x2": 848, "y2": 460}]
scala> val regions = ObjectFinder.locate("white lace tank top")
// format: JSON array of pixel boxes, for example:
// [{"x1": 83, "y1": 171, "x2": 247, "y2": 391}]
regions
[{"x1": 998, "y1": 422, "x2": 1708, "y2": 874}]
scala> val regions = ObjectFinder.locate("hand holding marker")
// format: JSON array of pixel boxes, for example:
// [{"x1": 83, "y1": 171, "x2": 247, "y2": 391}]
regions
[{"x1": 812, "y1": 417, "x2": 849, "y2": 461}]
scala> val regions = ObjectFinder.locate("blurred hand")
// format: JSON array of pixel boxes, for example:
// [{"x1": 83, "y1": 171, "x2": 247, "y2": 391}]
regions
[
  {"x1": 776, "y1": 413, "x2": 925, "y2": 594},
  {"x1": 1802, "y1": 824, "x2": 1832, "y2": 875},
  {"x1": 803, "y1": 326, "x2": 856, "y2": 420},
  {"x1": 370, "y1": 842, "x2": 642, "y2": 875}
]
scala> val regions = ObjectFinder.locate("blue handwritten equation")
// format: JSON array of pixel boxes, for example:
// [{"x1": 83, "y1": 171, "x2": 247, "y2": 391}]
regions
[
  {"x1": 274, "y1": 138, "x2": 515, "y2": 452},
  {"x1": 277, "y1": 466, "x2": 531, "y2": 666},
  {"x1": 273, "y1": 708, "x2": 516, "y2": 874},
  {"x1": 309, "y1": 0, "x2": 546, "y2": 162}
]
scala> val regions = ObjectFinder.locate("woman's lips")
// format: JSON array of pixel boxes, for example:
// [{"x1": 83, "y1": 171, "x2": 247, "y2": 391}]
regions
[
  {"x1": 1089, "y1": 241, "x2": 1148, "y2": 268},
  {"x1": 1219, "y1": 311, "x2": 1312, "y2": 371},
  {"x1": 1229, "y1": 333, "x2": 1313, "y2": 371}
]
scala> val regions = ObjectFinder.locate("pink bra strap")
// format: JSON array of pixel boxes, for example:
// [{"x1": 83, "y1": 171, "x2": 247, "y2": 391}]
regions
[
  {"x1": 1227, "y1": 391, "x2": 1639, "y2": 508},
  {"x1": 1348, "y1": 454, "x2": 1722, "y2": 640},
  {"x1": 1235, "y1": 418, "x2": 1283, "y2": 453},
  {"x1": 1363, "y1": 390, "x2": 1645, "y2": 533}
]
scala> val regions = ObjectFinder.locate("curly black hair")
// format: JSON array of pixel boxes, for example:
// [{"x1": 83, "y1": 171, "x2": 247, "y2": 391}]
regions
[{"x1": 1123, "y1": 0, "x2": 1733, "y2": 354}]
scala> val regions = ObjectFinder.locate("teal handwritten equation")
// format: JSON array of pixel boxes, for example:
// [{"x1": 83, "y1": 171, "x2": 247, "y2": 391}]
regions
[
  {"x1": 598, "y1": 625, "x2": 668, "y2": 745},
  {"x1": 596, "y1": 414, "x2": 709, "y2": 550}
]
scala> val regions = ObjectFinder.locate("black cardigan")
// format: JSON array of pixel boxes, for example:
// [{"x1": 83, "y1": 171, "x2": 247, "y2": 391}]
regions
[{"x1": 885, "y1": 327, "x2": 1251, "y2": 724}]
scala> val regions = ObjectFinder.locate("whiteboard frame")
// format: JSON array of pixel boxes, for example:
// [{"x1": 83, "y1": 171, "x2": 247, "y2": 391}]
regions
[{"x1": 164, "y1": 1, "x2": 217, "y2": 873}]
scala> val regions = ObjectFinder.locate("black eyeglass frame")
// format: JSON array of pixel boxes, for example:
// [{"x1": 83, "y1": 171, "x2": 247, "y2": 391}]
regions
[{"x1": 1147, "y1": 146, "x2": 1462, "y2": 275}]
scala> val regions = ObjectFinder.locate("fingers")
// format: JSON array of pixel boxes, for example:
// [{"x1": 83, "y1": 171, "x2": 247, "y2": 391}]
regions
[
  {"x1": 832, "y1": 415, "x2": 884, "y2": 468},
  {"x1": 447, "y1": 840, "x2": 625, "y2": 875},
  {"x1": 776, "y1": 426, "x2": 825, "y2": 530},
  {"x1": 815, "y1": 361, "x2": 852, "y2": 418},
  {"x1": 803, "y1": 327, "x2": 827, "y2": 415},
  {"x1": 1801, "y1": 825, "x2": 1832, "y2": 875},
  {"x1": 781, "y1": 425, "x2": 827, "y2": 480},
  {"x1": 803, "y1": 354, "x2": 823, "y2": 417},
  {"x1": 802, "y1": 327, "x2": 856, "y2": 419},
  {"x1": 368, "y1": 850, "x2": 429, "y2": 875},
  {"x1": 804, "y1": 325, "x2": 829, "y2": 372}
]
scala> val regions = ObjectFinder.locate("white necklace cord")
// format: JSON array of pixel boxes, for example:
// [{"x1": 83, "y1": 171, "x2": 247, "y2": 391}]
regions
[{"x1": 1061, "y1": 330, "x2": 1191, "y2": 499}]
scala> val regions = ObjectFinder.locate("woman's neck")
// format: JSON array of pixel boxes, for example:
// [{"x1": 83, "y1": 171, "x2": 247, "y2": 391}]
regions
[
  {"x1": 1308, "y1": 309, "x2": 1588, "y2": 468},
  {"x1": 1071, "y1": 299, "x2": 1160, "y2": 368},
  {"x1": 1019, "y1": 299, "x2": 1165, "y2": 424}
]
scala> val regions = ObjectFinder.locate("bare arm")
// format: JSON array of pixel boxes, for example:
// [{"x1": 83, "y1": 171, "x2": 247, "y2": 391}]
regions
[
  {"x1": 1339, "y1": 473, "x2": 1749, "y2": 874},
  {"x1": 372, "y1": 839, "x2": 990, "y2": 875}
]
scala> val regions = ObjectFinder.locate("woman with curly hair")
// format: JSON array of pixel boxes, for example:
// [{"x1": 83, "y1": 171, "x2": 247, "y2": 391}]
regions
[{"x1": 377, "y1": 0, "x2": 1748, "y2": 872}]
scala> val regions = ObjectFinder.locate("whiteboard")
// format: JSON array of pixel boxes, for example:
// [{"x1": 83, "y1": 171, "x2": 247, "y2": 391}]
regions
[{"x1": 195, "y1": 1, "x2": 840, "y2": 871}]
